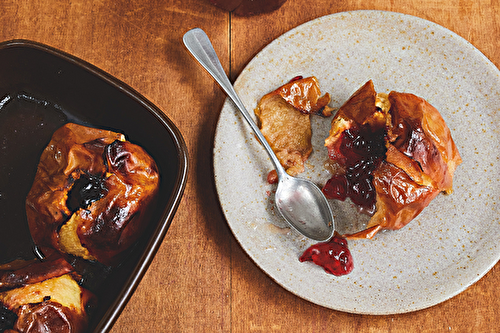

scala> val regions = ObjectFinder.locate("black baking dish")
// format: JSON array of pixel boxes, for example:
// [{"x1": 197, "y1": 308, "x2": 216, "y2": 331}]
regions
[{"x1": 0, "y1": 40, "x2": 188, "y2": 332}]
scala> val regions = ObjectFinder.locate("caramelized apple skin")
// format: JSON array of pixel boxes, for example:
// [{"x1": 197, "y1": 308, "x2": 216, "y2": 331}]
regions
[
  {"x1": 369, "y1": 161, "x2": 440, "y2": 230},
  {"x1": 0, "y1": 256, "x2": 72, "y2": 291},
  {"x1": 0, "y1": 255, "x2": 94, "y2": 333},
  {"x1": 388, "y1": 91, "x2": 462, "y2": 193},
  {"x1": 25, "y1": 124, "x2": 124, "y2": 254},
  {"x1": 14, "y1": 302, "x2": 83, "y2": 333},
  {"x1": 323, "y1": 80, "x2": 462, "y2": 239},
  {"x1": 76, "y1": 140, "x2": 160, "y2": 265},
  {"x1": 272, "y1": 76, "x2": 333, "y2": 116},
  {"x1": 26, "y1": 123, "x2": 159, "y2": 266}
]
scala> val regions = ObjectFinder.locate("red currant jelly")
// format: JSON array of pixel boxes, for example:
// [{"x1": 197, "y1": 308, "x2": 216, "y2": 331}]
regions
[
  {"x1": 299, "y1": 235, "x2": 353, "y2": 276},
  {"x1": 322, "y1": 124, "x2": 387, "y2": 213}
]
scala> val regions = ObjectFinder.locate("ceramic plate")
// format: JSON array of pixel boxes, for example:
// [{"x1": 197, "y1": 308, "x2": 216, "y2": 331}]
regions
[{"x1": 213, "y1": 10, "x2": 500, "y2": 314}]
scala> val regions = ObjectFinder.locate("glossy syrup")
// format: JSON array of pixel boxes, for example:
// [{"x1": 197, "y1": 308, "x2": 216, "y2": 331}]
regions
[
  {"x1": 299, "y1": 235, "x2": 353, "y2": 276},
  {"x1": 322, "y1": 124, "x2": 387, "y2": 213}
]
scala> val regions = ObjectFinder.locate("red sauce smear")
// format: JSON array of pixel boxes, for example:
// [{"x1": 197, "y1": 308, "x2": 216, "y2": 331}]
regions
[
  {"x1": 299, "y1": 235, "x2": 353, "y2": 276},
  {"x1": 322, "y1": 124, "x2": 387, "y2": 213},
  {"x1": 289, "y1": 75, "x2": 303, "y2": 82}
]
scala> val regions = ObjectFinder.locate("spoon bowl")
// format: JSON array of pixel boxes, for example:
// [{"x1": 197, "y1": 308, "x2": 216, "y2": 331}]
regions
[
  {"x1": 275, "y1": 173, "x2": 334, "y2": 240},
  {"x1": 183, "y1": 28, "x2": 335, "y2": 242}
]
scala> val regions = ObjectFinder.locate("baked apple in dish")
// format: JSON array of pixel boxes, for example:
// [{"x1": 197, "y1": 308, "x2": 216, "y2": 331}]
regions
[
  {"x1": 0, "y1": 253, "x2": 94, "y2": 333},
  {"x1": 255, "y1": 76, "x2": 333, "y2": 183},
  {"x1": 25, "y1": 123, "x2": 160, "y2": 266},
  {"x1": 323, "y1": 80, "x2": 462, "y2": 239}
]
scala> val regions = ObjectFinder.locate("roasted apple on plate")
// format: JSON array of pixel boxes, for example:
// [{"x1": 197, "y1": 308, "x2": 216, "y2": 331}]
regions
[{"x1": 322, "y1": 80, "x2": 462, "y2": 239}]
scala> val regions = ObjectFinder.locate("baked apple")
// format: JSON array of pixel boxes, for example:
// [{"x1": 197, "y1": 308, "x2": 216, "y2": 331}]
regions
[
  {"x1": 323, "y1": 80, "x2": 462, "y2": 238},
  {"x1": 25, "y1": 123, "x2": 160, "y2": 266},
  {"x1": 0, "y1": 254, "x2": 94, "y2": 333},
  {"x1": 255, "y1": 76, "x2": 333, "y2": 183}
]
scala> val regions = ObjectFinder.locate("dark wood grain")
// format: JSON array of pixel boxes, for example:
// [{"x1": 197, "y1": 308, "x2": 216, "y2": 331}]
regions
[{"x1": 0, "y1": 0, "x2": 499, "y2": 331}]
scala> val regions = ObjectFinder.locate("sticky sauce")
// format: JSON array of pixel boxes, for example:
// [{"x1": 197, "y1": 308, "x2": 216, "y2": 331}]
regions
[{"x1": 299, "y1": 235, "x2": 353, "y2": 276}]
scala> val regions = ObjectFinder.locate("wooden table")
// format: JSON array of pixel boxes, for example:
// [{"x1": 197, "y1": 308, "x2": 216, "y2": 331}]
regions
[{"x1": 1, "y1": 0, "x2": 499, "y2": 332}]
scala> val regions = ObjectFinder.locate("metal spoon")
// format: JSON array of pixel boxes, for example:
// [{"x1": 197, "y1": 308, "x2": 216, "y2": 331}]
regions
[{"x1": 183, "y1": 28, "x2": 335, "y2": 242}]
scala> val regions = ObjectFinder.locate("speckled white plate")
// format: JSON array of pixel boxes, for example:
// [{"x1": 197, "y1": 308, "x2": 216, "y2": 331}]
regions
[{"x1": 213, "y1": 10, "x2": 500, "y2": 314}]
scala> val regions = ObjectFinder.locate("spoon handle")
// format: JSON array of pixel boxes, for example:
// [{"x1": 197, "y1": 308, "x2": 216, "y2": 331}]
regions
[{"x1": 183, "y1": 28, "x2": 286, "y2": 178}]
